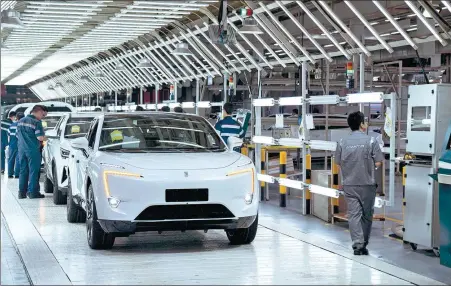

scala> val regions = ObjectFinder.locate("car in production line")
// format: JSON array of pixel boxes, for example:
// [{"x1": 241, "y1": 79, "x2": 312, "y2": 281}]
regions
[
  {"x1": 66, "y1": 112, "x2": 259, "y2": 249},
  {"x1": 43, "y1": 113, "x2": 98, "y2": 204}
]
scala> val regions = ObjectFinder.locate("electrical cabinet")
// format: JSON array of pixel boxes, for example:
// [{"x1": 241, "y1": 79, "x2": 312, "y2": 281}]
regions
[
  {"x1": 403, "y1": 165, "x2": 440, "y2": 248},
  {"x1": 406, "y1": 84, "x2": 451, "y2": 155}
]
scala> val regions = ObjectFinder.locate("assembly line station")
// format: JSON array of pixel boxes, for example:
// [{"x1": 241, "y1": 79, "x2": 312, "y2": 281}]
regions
[{"x1": 1, "y1": 0, "x2": 451, "y2": 285}]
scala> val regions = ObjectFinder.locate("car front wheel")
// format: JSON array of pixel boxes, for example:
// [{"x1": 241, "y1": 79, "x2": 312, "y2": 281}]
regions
[
  {"x1": 43, "y1": 164, "x2": 53, "y2": 193},
  {"x1": 86, "y1": 184, "x2": 115, "y2": 249},
  {"x1": 226, "y1": 214, "x2": 258, "y2": 245},
  {"x1": 52, "y1": 164, "x2": 66, "y2": 205},
  {"x1": 67, "y1": 176, "x2": 86, "y2": 223}
]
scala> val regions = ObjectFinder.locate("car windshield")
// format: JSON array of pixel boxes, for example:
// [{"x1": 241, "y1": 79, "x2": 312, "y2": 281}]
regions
[
  {"x1": 42, "y1": 116, "x2": 62, "y2": 131},
  {"x1": 98, "y1": 113, "x2": 226, "y2": 153},
  {"x1": 64, "y1": 117, "x2": 94, "y2": 138}
]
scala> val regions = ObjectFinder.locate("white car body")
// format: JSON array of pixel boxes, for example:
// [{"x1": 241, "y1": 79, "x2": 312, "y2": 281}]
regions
[
  {"x1": 67, "y1": 112, "x2": 259, "y2": 249},
  {"x1": 43, "y1": 113, "x2": 98, "y2": 204}
]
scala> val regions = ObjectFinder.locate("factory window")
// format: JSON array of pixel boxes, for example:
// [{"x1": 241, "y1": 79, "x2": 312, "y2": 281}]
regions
[{"x1": 411, "y1": 106, "x2": 431, "y2": 132}]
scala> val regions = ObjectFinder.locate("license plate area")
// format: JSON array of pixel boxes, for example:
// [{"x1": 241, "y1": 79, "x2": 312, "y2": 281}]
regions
[{"x1": 165, "y1": 189, "x2": 209, "y2": 202}]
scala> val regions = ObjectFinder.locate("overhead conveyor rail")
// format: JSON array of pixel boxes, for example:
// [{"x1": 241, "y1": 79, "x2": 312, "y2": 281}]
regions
[{"x1": 0, "y1": 0, "x2": 449, "y2": 100}]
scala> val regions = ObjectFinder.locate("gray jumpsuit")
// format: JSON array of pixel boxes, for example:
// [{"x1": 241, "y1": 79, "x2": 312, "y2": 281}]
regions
[{"x1": 334, "y1": 131, "x2": 385, "y2": 250}]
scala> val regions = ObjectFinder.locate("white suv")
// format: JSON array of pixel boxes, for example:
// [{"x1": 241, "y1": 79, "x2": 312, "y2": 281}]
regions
[{"x1": 43, "y1": 113, "x2": 98, "y2": 205}]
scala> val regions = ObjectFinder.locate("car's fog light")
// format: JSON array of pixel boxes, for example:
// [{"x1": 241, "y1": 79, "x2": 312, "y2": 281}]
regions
[
  {"x1": 108, "y1": 197, "x2": 121, "y2": 208},
  {"x1": 244, "y1": 193, "x2": 253, "y2": 204}
]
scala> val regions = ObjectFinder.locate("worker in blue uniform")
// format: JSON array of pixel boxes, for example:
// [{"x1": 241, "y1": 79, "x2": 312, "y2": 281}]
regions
[
  {"x1": 1, "y1": 111, "x2": 16, "y2": 173},
  {"x1": 8, "y1": 112, "x2": 24, "y2": 178},
  {"x1": 334, "y1": 111, "x2": 384, "y2": 256},
  {"x1": 215, "y1": 103, "x2": 244, "y2": 144},
  {"x1": 16, "y1": 105, "x2": 48, "y2": 199}
]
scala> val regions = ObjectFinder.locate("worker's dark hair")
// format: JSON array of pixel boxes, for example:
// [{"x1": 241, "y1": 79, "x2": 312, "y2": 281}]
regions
[
  {"x1": 161, "y1": 106, "x2": 170, "y2": 112},
  {"x1": 31, "y1": 105, "x2": 48, "y2": 113},
  {"x1": 16, "y1": 112, "x2": 24, "y2": 120},
  {"x1": 292, "y1": 108, "x2": 298, "y2": 115},
  {"x1": 9, "y1": 111, "x2": 17, "y2": 118},
  {"x1": 173, "y1": 106, "x2": 184, "y2": 113},
  {"x1": 223, "y1": 102, "x2": 234, "y2": 115},
  {"x1": 347, "y1": 111, "x2": 365, "y2": 131},
  {"x1": 135, "y1": 105, "x2": 145, "y2": 111}
]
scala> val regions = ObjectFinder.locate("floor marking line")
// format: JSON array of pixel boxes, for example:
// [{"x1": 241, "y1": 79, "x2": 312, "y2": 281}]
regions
[
  {"x1": 1, "y1": 178, "x2": 72, "y2": 285},
  {"x1": 1, "y1": 213, "x2": 33, "y2": 286}
]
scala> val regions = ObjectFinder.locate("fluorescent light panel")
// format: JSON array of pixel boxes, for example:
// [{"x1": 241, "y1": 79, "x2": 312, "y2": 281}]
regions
[
  {"x1": 347, "y1": 92, "x2": 383, "y2": 103},
  {"x1": 309, "y1": 184, "x2": 340, "y2": 198},
  {"x1": 253, "y1": 98, "x2": 275, "y2": 106}
]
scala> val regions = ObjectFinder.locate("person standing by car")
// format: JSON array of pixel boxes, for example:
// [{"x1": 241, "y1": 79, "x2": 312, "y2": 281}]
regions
[
  {"x1": 215, "y1": 103, "x2": 244, "y2": 144},
  {"x1": 7, "y1": 112, "x2": 23, "y2": 178},
  {"x1": 17, "y1": 105, "x2": 48, "y2": 199},
  {"x1": 334, "y1": 111, "x2": 384, "y2": 255},
  {"x1": 1, "y1": 111, "x2": 16, "y2": 173}
]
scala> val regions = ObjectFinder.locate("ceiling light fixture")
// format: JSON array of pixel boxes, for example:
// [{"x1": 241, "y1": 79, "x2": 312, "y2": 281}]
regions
[
  {"x1": 135, "y1": 58, "x2": 154, "y2": 69},
  {"x1": 55, "y1": 82, "x2": 64, "y2": 88},
  {"x1": 239, "y1": 17, "x2": 263, "y2": 34},
  {"x1": 1, "y1": 9, "x2": 25, "y2": 29},
  {"x1": 114, "y1": 62, "x2": 126, "y2": 72},
  {"x1": 80, "y1": 75, "x2": 92, "y2": 83},
  {"x1": 66, "y1": 79, "x2": 76, "y2": 86},
  {"x1": 47, "y1": 85, "x2": 55, "y2": 90},
  {"x1": 93, "y1": 70, "x2": 106, "y2": 78},
  {"x1": 172, "y1": 42, "x2": 193, "y2": 56}
]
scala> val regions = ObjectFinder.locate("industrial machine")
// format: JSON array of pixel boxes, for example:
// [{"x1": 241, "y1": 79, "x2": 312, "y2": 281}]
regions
[
  {"x1": 430, "y1": 121, "x2": 451, "y2": 267},
  {"x1": 403, "y1": 84, "x2": 451, "y2": 256}
]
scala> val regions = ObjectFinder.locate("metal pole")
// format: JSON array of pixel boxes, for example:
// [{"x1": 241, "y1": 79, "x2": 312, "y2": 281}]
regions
[
  {"x1": 255, "y1": 69, "x2": 262, "y2": 200},
  {"x1": 155, "y1": 84, "x2": 160, "y2": 105},
  {"x1": 325, "y1": 60, "x2": 330, "y2": 170},
  {"x1": 140, "y1": 87, "x2": 143, "y2": 104},
  {"x1": 195, "y1": 79, "x2": 200, "y2": 115},
  {"x1": 301, "y1": 62, "x2": 308, "y2": 215},
  {"x1": 359, "y1": 53, "x2": 365, "y2": 112},
  {"x1": 96, "y1": 93, "x2": 99, "y2": 106},
  {"x1": 88, "y1": 94, "x2": 91, "y2": 108},
  {"x1": 75, "y1": 96, "x2": 78, "y2": 109},
  {"x1": 223, "y1": 72, "x2": 228, "y2": 104},
  {"x1": 115, "y1": 91, "x2": 118, "y2": 108},
  {"x1": 388, "y1": 92, "x2": 397, "y2": 207},
  {"x1": 397, "y1": 62, "x2": 402, "y2": 168}
]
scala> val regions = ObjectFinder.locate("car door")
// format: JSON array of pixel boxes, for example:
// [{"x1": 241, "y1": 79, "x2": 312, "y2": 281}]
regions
[
  {"x1": 74, "y1": 119, "x2": 99, "y2": 200},
  {"x1": 45, "y1": 115, "x2": 66, "y2": 179}
]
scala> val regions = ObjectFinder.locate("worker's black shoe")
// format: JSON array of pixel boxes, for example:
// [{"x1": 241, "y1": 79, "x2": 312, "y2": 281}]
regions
[
  {"x1": 354, "y1": 249, "x2": 363, "y2": 255},
  {"x1": 18, "y1": 193, "x2": 26, "y2": 199},
  {"x1": 27, "y1": 193, "x2": 45, "y2": 199},
  {"x1": 361, "y1": 248, "x2": 369, "y2": 255}
]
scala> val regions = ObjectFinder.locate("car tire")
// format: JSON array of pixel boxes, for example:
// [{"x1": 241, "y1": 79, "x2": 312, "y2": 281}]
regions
[
  {"x1": 67, "y1": 176, "x2": 86, "y2": 223},
  {"x1": 86, "y1": 184, "x2": 115, "y2": 250},
  {"x1": 226, "y1": 214, "x2": 258, "y2": 245},
  {"x1": 52, "y1": 164, "x2": 66, "y2": 205},
  {"x1": 43, "y1": 166, "x2": 54, "y2": 193}
]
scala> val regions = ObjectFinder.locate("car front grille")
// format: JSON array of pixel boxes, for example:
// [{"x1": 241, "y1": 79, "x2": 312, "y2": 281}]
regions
[{"x1": 134, "y1": 204, "x2": 234, "y2": 221}]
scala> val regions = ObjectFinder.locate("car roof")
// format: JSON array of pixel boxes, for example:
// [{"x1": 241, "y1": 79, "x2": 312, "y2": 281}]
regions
[
  {"x1": 102, "y1": 111, "x2": 202, "y2": 119},
  {"x1": 69, "y1": 112, "x2": 101, "y2": 118}
]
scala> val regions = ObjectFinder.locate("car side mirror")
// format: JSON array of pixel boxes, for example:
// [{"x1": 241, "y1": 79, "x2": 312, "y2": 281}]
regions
[
  {"x1": 227, "y1": 137, "x2": 243, "y2": 152},
  {"x1": 70, "y1": 137, "x2": 89, "y2": 151},
  {"x1": 45, "y1": 129, "x2": 59, "y2": 139}
]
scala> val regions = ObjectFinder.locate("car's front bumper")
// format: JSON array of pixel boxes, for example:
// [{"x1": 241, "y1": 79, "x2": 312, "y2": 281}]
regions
[{"x1": 98, "y1": 215, "x2": 257, "y2": 235}]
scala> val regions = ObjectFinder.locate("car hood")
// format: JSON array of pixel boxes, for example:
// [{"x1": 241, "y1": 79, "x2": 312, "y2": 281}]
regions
[{"x1": 101, "y1": 151, "x2": 241, "y2": 170}]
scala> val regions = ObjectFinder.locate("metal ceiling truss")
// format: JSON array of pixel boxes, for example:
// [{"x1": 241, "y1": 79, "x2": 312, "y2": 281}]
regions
[{"x1": 10, "y1": 0, "x2": 449, "y2": 100}]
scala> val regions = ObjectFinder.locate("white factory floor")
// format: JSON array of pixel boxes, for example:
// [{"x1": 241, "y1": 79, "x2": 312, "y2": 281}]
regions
[{"x1": 1, "y1": 174, "x2": 448, "y2": 285}]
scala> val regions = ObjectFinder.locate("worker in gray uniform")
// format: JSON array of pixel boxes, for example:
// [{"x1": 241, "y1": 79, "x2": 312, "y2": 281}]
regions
[{"x1": 334, "y1": 111, "x2": 384, "y2": 255}]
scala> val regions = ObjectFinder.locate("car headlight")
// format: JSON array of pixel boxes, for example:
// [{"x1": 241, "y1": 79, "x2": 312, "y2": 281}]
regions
[
  {"x1": 226, "y1": 168, "x2": 255, "y2": 205},
  {"x1": 102, "y1": 170, "x2": 142, "y2": 197}
]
